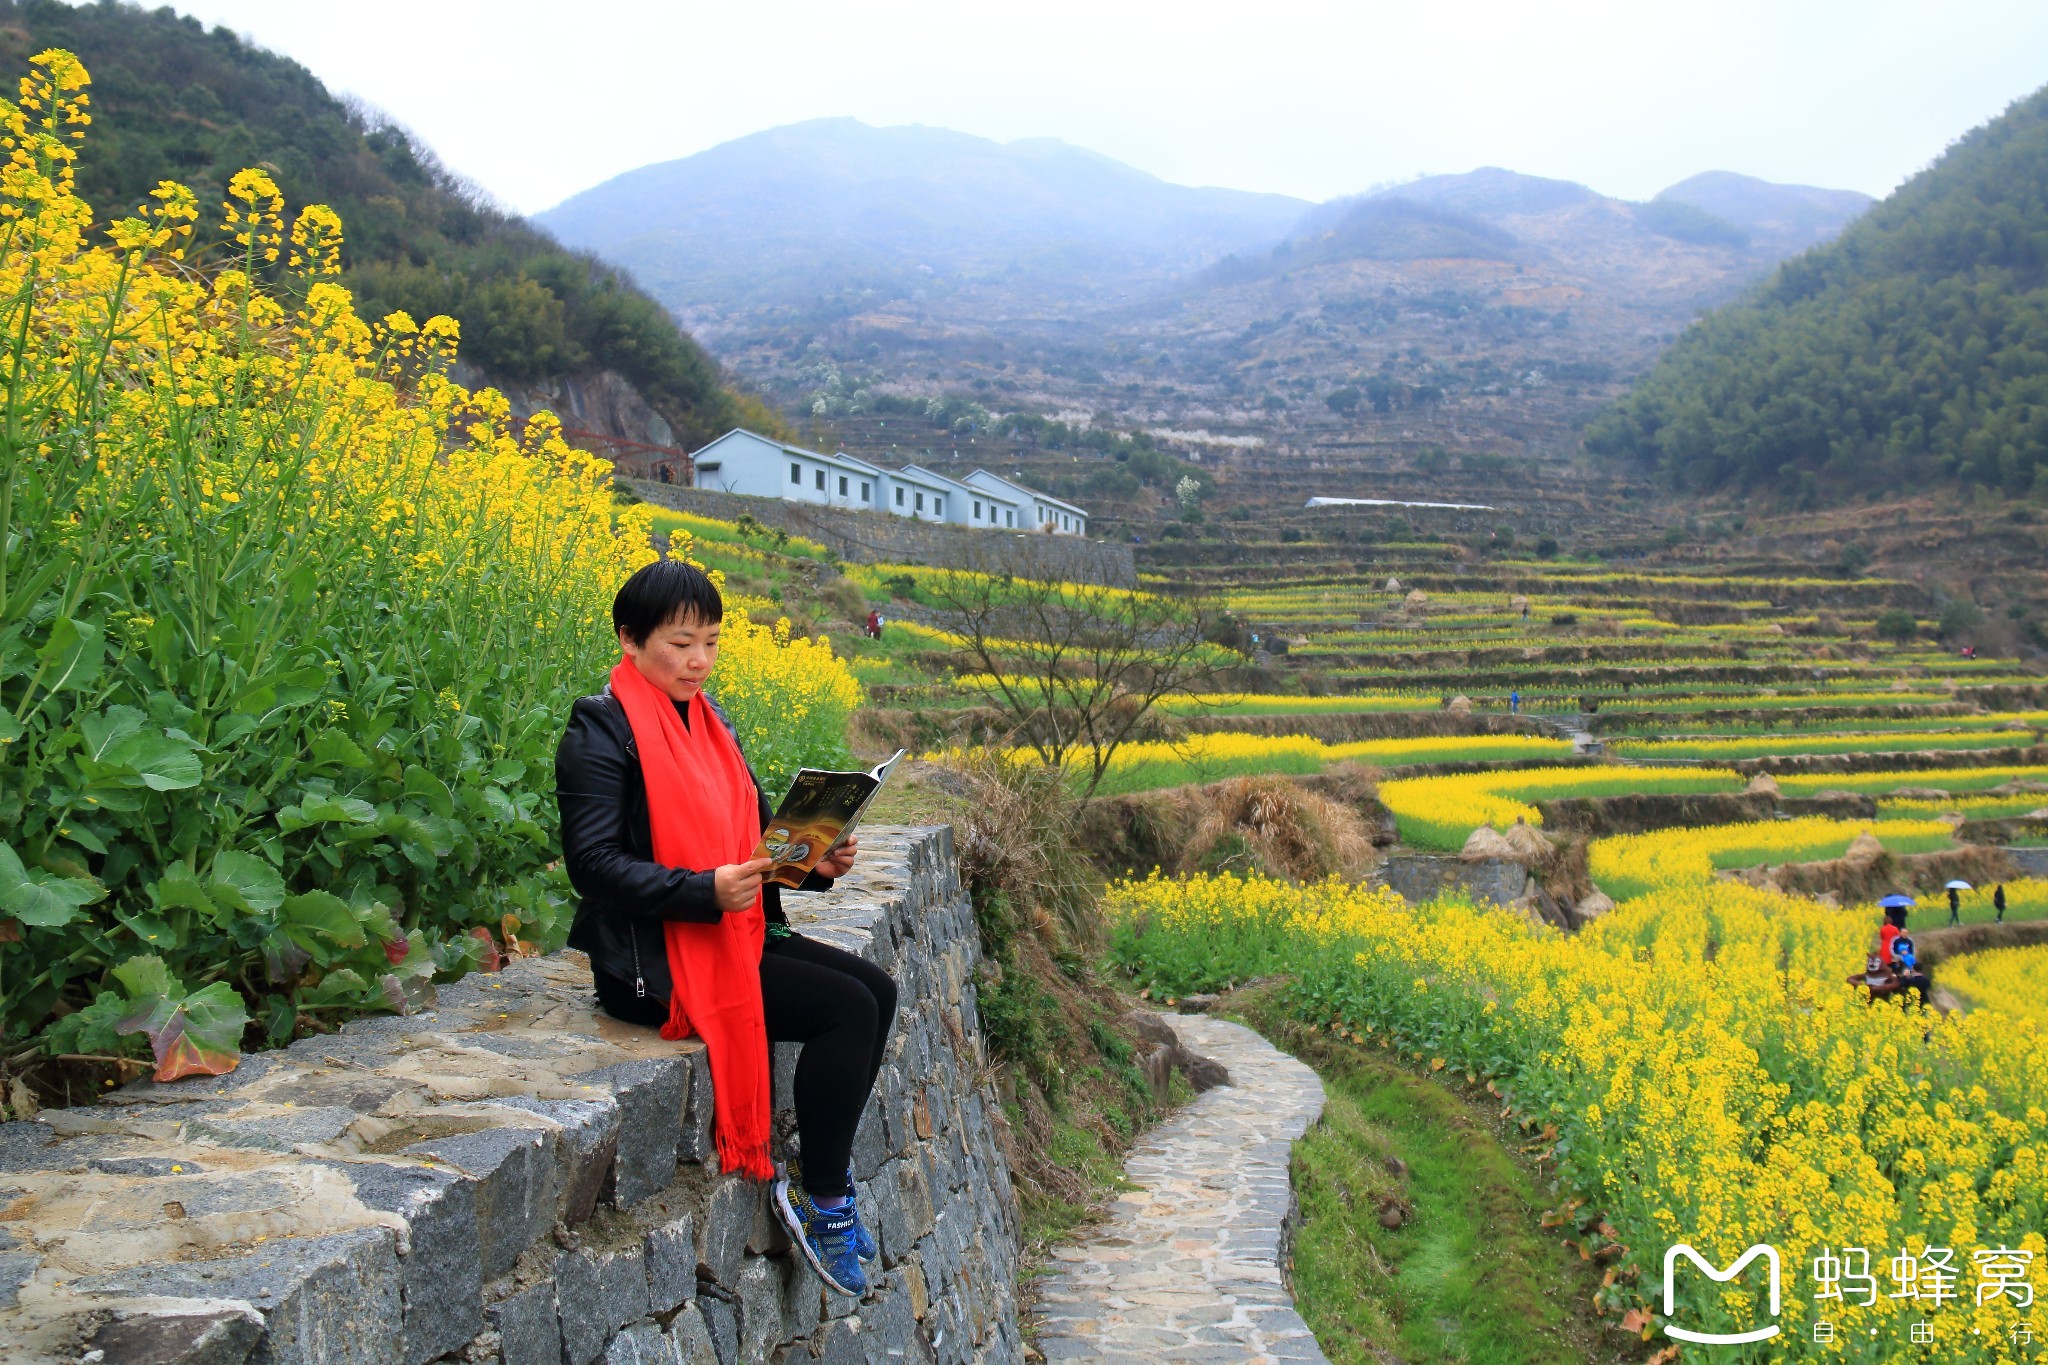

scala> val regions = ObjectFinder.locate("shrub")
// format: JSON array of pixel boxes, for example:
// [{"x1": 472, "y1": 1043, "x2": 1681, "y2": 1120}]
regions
[
  {"x1": 1875, "y1": 608, "x2": 1920, "y2": 640},
  {"x1": 1938, "y1": 599, "x2": 1986, "y2": 637},
  {"x1": 0, "y1": 53, "x2": 859, "y2": 1078}
]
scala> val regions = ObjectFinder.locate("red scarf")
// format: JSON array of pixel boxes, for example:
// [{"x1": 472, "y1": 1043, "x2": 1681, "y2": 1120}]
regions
[{"x1": 608, "y1": 656, "x2": 774, "y2": 1181}]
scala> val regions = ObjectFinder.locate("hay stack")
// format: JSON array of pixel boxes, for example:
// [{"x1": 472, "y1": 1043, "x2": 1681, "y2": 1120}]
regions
[
  {"x1": 1501, "y1": 817, "x2": 1553, "y2": 865},
  {"x1": 1404, "y1": 589, "x2": 1429, "y2": 609},
  {"x1": 1510, "y1": 594, "x2": 1530, "y2": 612},
  {"x1": 1385, "y1": 576, "x2": 1402, "y2": 592},
  {"x1": 1745, "y1": 773, "x2": 1781, "y2": 796},
  {"x1": 1447, "y1": 694, "x2": 1473, "y2": 715},
  {"x1": 1460, "y1": 826, "x2": 1518, "y2": 861},
  {"x1": 1843, "y1": 831, "x2": 1887, "y2": 867},
  {"x1": 1180, "y1": 775, "x2": 1375, "y2": 881},
  {"x1": 1575, "y1": 890, "x2": 1616, "y2": 920}
]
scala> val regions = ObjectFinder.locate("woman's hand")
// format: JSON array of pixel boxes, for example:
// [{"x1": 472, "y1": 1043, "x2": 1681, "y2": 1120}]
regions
[
  {"x1": 713, "y1": 857, "x2": 776, "y2": 912},
  {"x1": 814, "y1": 836, "x2": 859, "y2": 879}
]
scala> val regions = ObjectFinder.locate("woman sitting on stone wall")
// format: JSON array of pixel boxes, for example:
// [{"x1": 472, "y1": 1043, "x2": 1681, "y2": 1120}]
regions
[{"x1": 554, "y1": 558, "x2": 897, "y2": 1297}]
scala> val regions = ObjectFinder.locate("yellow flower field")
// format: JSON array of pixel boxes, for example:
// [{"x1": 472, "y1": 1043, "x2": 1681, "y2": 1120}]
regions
[
  {"x1": 1587, "y1": 819, "x2": 1957, "y2": 901},
  {"x1": 1377, "y1": 764, "x2": 1743, "y2": 849},
  {"x1": 923, "y1": 732, "x2": 1573, "y2": 797},
  {"x1": 1615, "y1": 730, "x2": 2040, "y2": 760},
  {"x1": 1777, "y1": 766, "x2": 2048, "y2": 796},
  {"x1": 1107, "y1": 872, "x2": 2048, "y2": 1357},
  {"x1": 1054, "y1": 731, "x2": 1573, "y2": 795},
  {"x1": 1151, "y1": 691, "x2": 1443, "y2": 715},
  {"x1": 0, "y1": 47, "x2": 864, "y2": 1065},
  {"x1": 1942, "y1": 946, "x2": 2048, "y2": 1026}
]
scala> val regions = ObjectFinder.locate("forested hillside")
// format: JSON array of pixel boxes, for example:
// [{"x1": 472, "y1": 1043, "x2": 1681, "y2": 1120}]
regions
[
  {"x1": 0, "y1": 0, "x2": 747, "y2": 445},
  {"x1": 1586, "y1": 82, "x2": 2048, "y2": 501}
]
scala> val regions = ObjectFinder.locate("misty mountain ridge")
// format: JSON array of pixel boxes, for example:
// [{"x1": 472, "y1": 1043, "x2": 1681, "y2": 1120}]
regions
[
  {"x1": 540, "y1": 119, "x2": 1869, "y2": 333},
  {"x1": 538, "y1": 118, "x2": 1308, "y2": 311},
  {"x1": 538, "y1": 118, "x2": 1877, "y2": 496},
  {"x1": 1656, "y1": 170, "x2": 1876, "y2": 257},
  {"x1": 1217, "y1": 166, "x2": 1873, "y2": 284}
]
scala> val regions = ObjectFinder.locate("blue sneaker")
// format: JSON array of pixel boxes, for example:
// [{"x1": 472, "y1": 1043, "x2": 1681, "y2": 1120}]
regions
[
  {"x1": 788, "y1": 1155, "x2": 878, "y2": 1262},
  {"x1": 774, "y1": 1172, "x2": 867, "y2": 1296},
  {"x1": 847, "y1": 1184, "x2": 879, "y2": 1263}
]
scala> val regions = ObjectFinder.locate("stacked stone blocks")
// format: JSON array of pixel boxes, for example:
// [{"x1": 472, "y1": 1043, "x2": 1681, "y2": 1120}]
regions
[{"x1": 0, "y1": 827, "x2": 1020, "y2": 1365}]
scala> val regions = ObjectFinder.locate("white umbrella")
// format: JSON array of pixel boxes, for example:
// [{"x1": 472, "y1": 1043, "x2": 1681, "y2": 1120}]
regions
[{"x1": 1944, "y1": 879, "x2": 1973, "y2": 890}]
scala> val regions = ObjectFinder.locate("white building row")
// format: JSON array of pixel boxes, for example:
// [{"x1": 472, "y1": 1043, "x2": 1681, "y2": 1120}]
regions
[{"x1": 688, "y1": 429, "x2": 1088, "y2": 536}]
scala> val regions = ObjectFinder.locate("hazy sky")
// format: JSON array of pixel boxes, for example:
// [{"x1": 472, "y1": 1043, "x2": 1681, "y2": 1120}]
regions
[{"x1": 172, "y1": 0, "x2": 2048, "y2": 215}]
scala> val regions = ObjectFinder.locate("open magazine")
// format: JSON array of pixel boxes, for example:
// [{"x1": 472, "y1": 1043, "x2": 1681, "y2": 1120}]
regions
[{"x1": 753, "y1": 749, "x2": 908, "y2": 888}]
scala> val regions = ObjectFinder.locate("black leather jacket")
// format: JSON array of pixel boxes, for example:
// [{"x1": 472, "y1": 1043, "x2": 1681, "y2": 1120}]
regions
[{"x1": 554, "y1": 687, "x2": 829, "y2": 1001}]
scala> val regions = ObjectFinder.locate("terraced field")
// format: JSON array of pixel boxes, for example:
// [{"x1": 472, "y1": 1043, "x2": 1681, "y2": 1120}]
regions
[{"x1": 669, "y1": 495, "x2": 2048, "y2": 1358}]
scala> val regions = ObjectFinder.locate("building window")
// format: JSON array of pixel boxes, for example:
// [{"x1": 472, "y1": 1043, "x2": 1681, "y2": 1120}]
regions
[
  {"x1": 790, "y1": 462, "x2": 801, "y2": 485},
  {"x1": 837, "y1": 475, "x2": 847, "y2": 496},
  {"x1": 1062, "y1": 515, "x2": 1070, "y2": 531},
  {"x1": 815, "y1": 469, "x2": 825, "y2": 491},
  {"x1": 973, "y1": 499, "x2": 982, "y2": 519},
  {"x1": 1005, "y1": 510, "x2": 1014, "y2": 527},
  {"x1": 895, "y1": 486, "x2": 905, "y2": 507},
  {"x1": 861, "y1": 481, "x2": 871, "y2": 502},
  {"x1": 915, "y1": 492, "x2": 924, "y2": 512},
  {"x1": 934, "y1": 496, "x2": 944, "y2": 517}
]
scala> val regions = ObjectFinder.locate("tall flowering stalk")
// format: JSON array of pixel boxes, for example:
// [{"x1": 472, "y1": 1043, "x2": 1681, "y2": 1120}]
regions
[{"x1": 0, "y1": 50, "x2": 859, "y2": 1080}]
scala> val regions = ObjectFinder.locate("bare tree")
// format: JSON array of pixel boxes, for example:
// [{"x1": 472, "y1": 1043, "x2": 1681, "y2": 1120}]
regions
[{"x1": 925, "y1": 542, "x2": 1238, "y2": 799}]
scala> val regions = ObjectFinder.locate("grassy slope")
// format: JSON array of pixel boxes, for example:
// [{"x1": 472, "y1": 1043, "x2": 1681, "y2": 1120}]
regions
[{"x1": 1238, "y1": 995, "x2": 1645, "y2": 1365}]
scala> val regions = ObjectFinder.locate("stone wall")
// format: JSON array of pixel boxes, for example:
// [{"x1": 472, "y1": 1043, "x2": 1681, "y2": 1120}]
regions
[
  {"x1": 1371, "y1": 854, "x2": 1531, "y2": 909},
  {"x1": 2008, "y1": 846, "x2": 2048, "y2": 878},
  {"x1": 622, "y1": 481, "x2": 1137, "y2": 590},
  {"x1": 0, "y1": 828, "x2": 1021, "y2": 1365}
]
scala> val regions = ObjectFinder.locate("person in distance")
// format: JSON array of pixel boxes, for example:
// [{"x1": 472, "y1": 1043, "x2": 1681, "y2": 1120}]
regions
[{"x1": 554, "y1": 558, "x2": 895, "y2": 1297}]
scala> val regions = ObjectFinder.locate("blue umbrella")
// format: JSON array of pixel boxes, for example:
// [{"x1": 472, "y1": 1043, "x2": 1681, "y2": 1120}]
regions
[{"x1": 1878, "y1": 894, "x2": 1916, "y2": 909}]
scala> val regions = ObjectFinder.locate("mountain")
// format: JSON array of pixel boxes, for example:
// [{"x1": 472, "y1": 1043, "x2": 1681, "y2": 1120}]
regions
[
  {"x1": 1654, "y1": 171, "x2": 1875, "y2": 258},
  {"x1": 1587, "y1": 82, "x2": 2048, "y2": 499},
  {"x1": 535, "y1": 114, "x2": 1869, "y2": 504},
  {"x1": 0, "y1": 0, "x2": 753, "y2": 450},
  {"x1": 1009, "y1": 165, "x2": 1875, "y2": 475},
  {"x1": 536, "y1": 119, "x2": 1309, "y2": 312},
  {"x1": 1258, "y1": 167, "x2": 1864, "y2": 277}
]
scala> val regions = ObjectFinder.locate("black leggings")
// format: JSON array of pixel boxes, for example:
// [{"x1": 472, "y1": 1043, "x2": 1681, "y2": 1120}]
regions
[{"x1": 594, "y1": 932, "x2": 898, "y2": 1198}]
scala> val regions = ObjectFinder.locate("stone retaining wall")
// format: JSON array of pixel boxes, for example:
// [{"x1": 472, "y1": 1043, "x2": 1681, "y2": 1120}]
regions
[
  {"x1": 622, "y1": 481, "x2": 1137, "y2": 589},
  {"x1": 0, "y1": 827, "x2": 1021, "y2": 1365},
  {"x1": 1371, "y1": 854, "x2": 1530, "y2": 908}
]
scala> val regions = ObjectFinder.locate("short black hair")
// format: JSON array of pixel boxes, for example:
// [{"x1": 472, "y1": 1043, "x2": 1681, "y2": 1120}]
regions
[{"x1": 614, "y1": 559, "x2": 723, "y2": 644}]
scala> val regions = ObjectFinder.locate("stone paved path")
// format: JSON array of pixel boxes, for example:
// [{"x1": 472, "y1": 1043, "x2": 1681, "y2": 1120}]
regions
[{"x1": 1031, "y1": 1014, "x2": 1331, "y2": 1364}]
